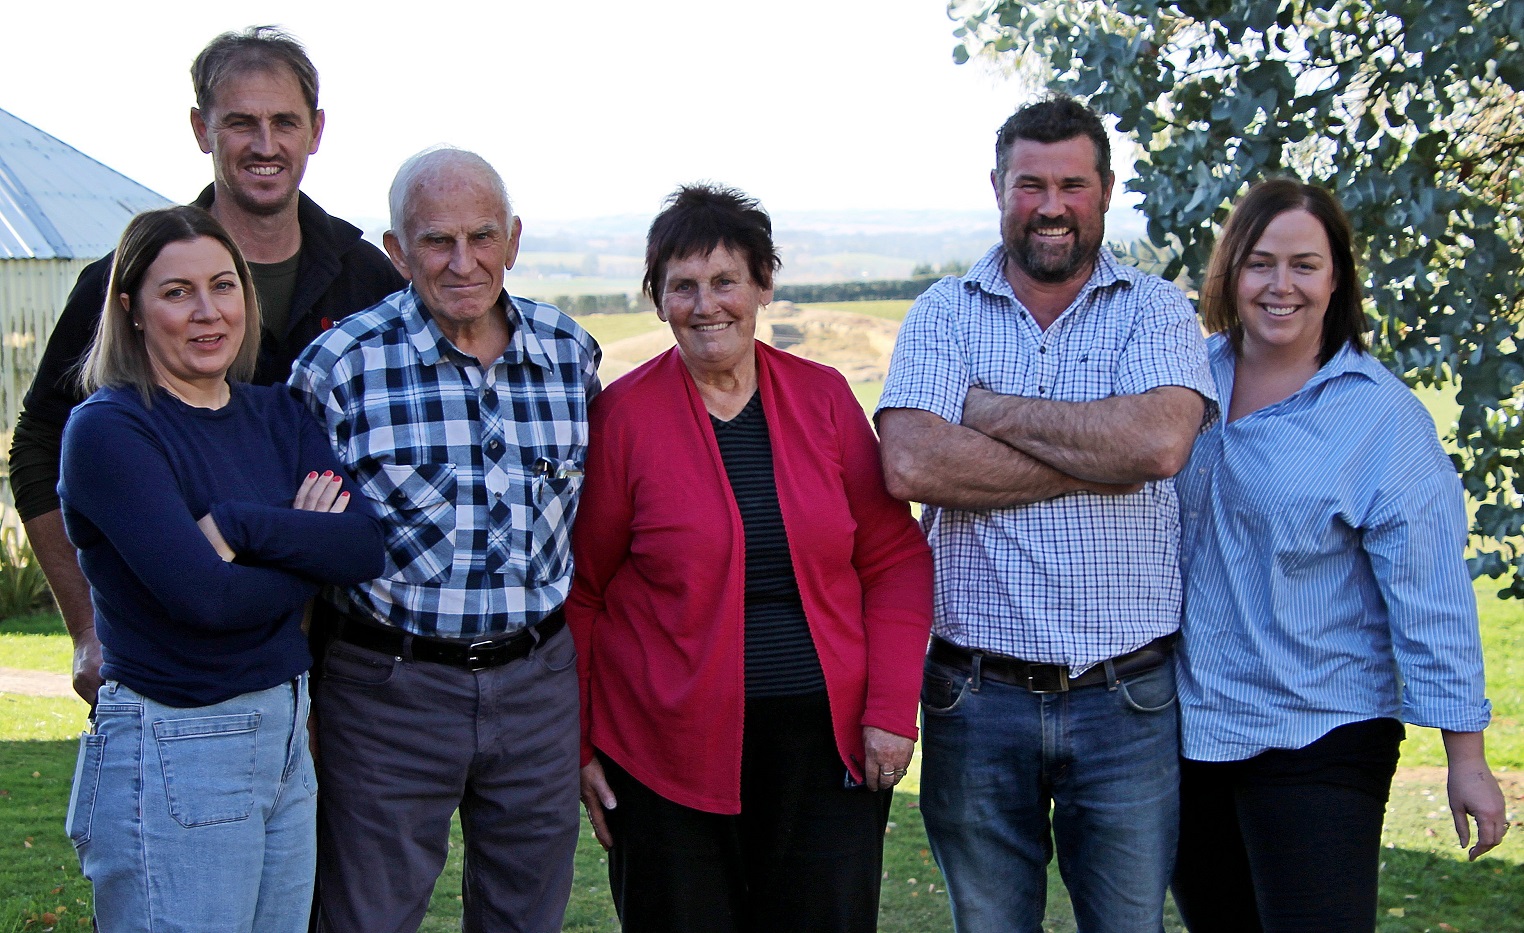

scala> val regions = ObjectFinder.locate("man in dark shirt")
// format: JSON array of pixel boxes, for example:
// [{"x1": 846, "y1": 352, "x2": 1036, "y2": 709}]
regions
[{"x1": 9, "y1": 26, "x2": 403, "y2": 706}]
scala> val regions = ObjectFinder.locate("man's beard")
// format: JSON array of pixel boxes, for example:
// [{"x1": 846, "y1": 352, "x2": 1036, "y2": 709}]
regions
[{"x1": 1005, "y1": 221, "x2": 1103, "y2": 284}]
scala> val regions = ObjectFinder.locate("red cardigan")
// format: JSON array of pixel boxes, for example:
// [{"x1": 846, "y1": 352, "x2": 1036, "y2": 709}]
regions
[{"x1": 567, "y1": 344, "x2": 933, "y2": 814}]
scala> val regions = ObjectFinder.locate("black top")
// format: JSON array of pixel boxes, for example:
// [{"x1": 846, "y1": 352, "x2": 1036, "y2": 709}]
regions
[
  {"x1": 9, "y1": 186, "x2": 406, "y2": 520},
  {"x1": 249, "y1": 250, "x2": 302, "y2": 342},
  {"x1": 710, "y1": 391, "x2": 826, "y2": 698}
]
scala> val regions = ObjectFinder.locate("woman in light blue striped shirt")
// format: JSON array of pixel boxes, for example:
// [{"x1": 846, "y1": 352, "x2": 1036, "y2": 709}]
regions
[{"x1": 1171, "y1": 179, "x2": 1508, "y2": 932}]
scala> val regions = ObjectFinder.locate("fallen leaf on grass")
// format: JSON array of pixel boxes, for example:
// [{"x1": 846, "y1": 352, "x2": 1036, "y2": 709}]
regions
[{"x1": 1387, "y1": 907, "x2": 1405, "y2": 917}]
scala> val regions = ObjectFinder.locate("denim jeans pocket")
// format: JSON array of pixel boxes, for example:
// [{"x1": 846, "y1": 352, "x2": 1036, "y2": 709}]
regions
[
  {"x1": 1116, "y1": 663, "x2": 1177, "y2": 713},
  {"x1": 921, "y1": 660, "x2": 972, "y2": 715},
  {"x1": 531, "y1": 625, "x2": 577, "y2": 674},
  {"x1": 153, "y1": 713, "x2": 260, "y2": 827},
  {"x1": 323, "y1": 643, "x2": 401, "y2": 687},
  {"x1": 65, "y1": 733, "x2": 108, "y2": 847}
]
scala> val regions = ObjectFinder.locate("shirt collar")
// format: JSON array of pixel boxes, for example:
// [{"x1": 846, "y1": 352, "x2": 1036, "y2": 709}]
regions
[
  {"x1": 1209, "y1": 334, "x2": 1384, "y2": 400},
  {"x1": 396, "y1": 286, "x2": 555, "y2": 370},
  {"x1": 962, "y1": 243, "x2": 1138, "y2": 304}
]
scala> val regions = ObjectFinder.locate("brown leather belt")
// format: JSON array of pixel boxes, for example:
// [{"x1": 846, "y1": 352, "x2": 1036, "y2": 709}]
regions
[
  {"x1": 331, "y1": 609, "x2": 565, "y2": 671},
  {"x1": 927, "y1": 633, "x2": 1174, "y2": 694}
]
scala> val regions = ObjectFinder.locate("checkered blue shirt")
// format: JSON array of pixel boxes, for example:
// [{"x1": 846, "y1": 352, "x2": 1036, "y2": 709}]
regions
[
  {"x1": 289, "y1": 285, "x2": 601, "y2": 638},
  {"x1": 877, "y1": 245, "x2": 1217, "y2": 669}
]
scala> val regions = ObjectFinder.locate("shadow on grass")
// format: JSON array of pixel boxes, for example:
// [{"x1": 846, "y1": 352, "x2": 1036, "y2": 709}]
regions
[{"x1": 4, "y1": 741, "x2": 1516, "y2": 933}]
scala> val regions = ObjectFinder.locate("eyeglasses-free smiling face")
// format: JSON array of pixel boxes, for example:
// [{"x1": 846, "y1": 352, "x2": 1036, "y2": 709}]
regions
[
  {"x1": 128, "y1": 236, "x2": 247, "y2": 402},
  {"x1": 1234, "y1": 207, "x2": 1336, "y2": 363},
  {"x1": 191, "y1": 66, "x2": 324, "y2": 218},
  {"x1": 658, "y1": 245, "x2": 772, "y2": 378},
  {"x1": 994, "y1": 135, "x2": 1113, "y2": 287}
]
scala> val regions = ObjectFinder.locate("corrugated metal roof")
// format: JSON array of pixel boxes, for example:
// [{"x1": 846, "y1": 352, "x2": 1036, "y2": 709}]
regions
[{"x1": 0, "y1": 107, "x2": 172, "y2": 261}]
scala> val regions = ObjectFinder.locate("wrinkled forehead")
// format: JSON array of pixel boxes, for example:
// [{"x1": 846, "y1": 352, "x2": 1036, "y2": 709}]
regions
[{"x1": 404, "y1": 173, "x2": 509, "y2": 232}]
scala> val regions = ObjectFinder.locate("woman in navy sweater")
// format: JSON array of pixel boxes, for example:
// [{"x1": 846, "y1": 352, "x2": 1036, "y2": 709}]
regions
[{"x1": 58, "y1": 206, "x2": 384, "y2": 933}]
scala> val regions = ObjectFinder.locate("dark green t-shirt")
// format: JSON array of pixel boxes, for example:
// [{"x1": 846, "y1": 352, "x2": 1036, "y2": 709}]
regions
[{"x1": 249, "y1": 251, "x2": 302, "y2": 340}]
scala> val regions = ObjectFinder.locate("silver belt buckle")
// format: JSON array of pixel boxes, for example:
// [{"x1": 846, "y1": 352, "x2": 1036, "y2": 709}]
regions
[{"x1": 465, "y1": 640, "x2": 498, "y2": 671}]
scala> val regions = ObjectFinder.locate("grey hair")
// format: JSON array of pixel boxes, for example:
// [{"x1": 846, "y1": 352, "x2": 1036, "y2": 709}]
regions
[{"x1": 387, "y1": 146, "x2": 514, "y2": 239}]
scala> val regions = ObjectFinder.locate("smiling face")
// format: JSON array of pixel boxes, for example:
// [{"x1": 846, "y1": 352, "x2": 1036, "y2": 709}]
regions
[
  {"x1": 129, "y1": 236, "x2": 246, "y2": 401},
  {"x1": 658, "y1": 244, "x2": 771, "y2": 378},
  {"x1": 1234, "y1": 208, "x2": 1336, "y2": 364},
  {"x1": 384, "y1": 164, "x2": 521, "y2": 336},
  {"x1": 191, "y1": 66, "x2": 324, "y2": 218},
  {"x1": 994, "y1": 135, "x2": 1113, "y2": 287}
]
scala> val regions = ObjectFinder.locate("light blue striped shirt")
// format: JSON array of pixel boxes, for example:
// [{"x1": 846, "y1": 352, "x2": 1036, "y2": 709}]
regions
[
  {"x1": 1176, "y1": 335, "x2": 1491, "y2": 762},
  {"x1": 878, "y1": 245, "x2": 1217, "y2": 669}
]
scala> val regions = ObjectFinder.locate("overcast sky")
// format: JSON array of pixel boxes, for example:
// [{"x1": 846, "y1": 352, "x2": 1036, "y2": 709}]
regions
[{"x1": 2, "y1": 0, "x2": 1073, "y2": 227}]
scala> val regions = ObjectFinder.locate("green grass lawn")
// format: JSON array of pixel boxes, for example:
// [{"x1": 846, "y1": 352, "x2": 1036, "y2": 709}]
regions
[
  {"x1": 797, "y1": 299, "x2": 915, "y2": 322},
  {"x1": 3, "y1": 595, "x2": 1520, "y2": 932},
  {"x1": 570, "y1": 311, "x2": 665, "y2": 348},
  {"x1": 2, "y1": 297, "x2": 1519, "y2": 930}
]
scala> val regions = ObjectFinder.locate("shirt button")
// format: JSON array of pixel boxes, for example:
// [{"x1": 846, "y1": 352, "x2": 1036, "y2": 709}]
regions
[
  {"x1": 1198, "y1": 468, "x2": 1206, "y2": 475},
  {"x1": 488, "y1": 440, "x2": 502, "y2": 451},
  {"x1": 1039, "y1": 346, "x2": 1047, "y2": 354},
  {"x1": 483, "y1": 389, "x2": 497, "y2": 406}
]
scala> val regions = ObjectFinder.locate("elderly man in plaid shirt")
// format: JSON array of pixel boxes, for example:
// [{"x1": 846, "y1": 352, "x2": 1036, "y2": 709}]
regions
[
  {"x1": 876, "y1": 97, "x2": 1217, "y2": 933},
  {"x1": 289, "y1": 147, "x2": 600, "y2": 933}
]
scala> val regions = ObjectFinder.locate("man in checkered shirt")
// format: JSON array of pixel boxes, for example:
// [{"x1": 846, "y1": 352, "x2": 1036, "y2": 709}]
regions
[
  {"x1": 877, "y1": 97, "x2": 1217, "y2": 932},
  {"x1": 289, "y1": 148, "x2": 600, "y2": 932}
]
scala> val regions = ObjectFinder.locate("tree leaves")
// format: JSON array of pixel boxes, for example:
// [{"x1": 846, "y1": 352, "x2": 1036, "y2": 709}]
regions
[{"x1": 953, "y1": 0, "x2": 1524, "y2": 596}]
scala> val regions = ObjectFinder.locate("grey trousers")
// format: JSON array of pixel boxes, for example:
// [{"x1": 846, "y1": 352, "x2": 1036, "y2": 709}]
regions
[{"x1": 312, "y1": 624, "x2": 580, "y2": 933}]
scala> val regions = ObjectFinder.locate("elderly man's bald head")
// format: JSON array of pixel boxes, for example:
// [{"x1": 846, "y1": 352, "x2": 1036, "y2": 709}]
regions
[
  {"x1": 381, "y1": 147, "x2": 523, "y2": 339},
  {"x1": 388, "y1": 147, "x2": 514, "y2": 240}
]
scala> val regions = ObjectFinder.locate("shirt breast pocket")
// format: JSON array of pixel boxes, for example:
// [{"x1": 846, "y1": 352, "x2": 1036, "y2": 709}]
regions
[
  {"x1": 1052, "y1": 340, "x2": 1120, "y2": 402},
  {"x1": 514, "y1": 458, "x2": 583, "y2": 588},
  {"x1": 360, "y1": 462, "x2": 458, "y2": 585}
]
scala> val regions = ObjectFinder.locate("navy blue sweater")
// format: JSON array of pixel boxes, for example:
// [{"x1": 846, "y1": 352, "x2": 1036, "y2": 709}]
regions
[{"x1": 60, "y1": 383, "x2": 384, "y2": 707}]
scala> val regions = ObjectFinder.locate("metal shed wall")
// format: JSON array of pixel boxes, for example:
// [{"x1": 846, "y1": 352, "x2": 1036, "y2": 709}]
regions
[{"x1": 1, "y1": 256, "x2": 94, "y2": 519}]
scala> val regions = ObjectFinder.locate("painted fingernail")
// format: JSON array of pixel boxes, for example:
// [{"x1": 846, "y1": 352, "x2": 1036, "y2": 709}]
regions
[
  {"x1": 307, "y1": 472, "x2": 318, "y2": 479},
  {"x1": 339, "y1": 491, "x2": 350, "y2": 498}
]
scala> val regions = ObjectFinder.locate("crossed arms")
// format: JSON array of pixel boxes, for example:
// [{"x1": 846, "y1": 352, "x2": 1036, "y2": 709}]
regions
[{"x1": 878, "y1": 385, "x2": 1205, "y2": 510}]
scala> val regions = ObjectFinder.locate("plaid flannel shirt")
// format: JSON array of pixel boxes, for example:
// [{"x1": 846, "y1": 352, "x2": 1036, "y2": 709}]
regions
[
  {"x1": 289, "y1": 285, "x2": 601, "y2": 637},
  {"x1": 877, "y1": 246, "x2": 1217, "y2": 670}
]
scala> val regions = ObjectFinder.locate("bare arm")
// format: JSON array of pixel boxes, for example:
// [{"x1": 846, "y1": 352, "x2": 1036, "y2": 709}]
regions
[
  {"x1": 877, "y1": 408, "x2": 1139, "y2": 509},
  {"x1": 1442, "y1": 730, "x2": 1508, "y2": 860},
  {"x1": 962, "y1": 385, "x2": 1205, "y2": 484},
  {"x1": 22, "y1": 511, "x2": 100, "y2": 706}
]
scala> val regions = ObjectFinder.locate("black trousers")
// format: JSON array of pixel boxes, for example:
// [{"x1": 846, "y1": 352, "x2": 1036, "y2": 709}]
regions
[
  {"x1": 599, "y1": 692, "x2": 893, "y2": 933},
  {"x1": 1172, "y1": 717, "x2": 1405, "y2": 933}
]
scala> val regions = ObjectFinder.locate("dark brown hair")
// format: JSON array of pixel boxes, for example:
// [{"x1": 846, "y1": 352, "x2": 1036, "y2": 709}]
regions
[
  {"x1": 643, "y1": 184, "x2": 782, "y2": 309},
  {"x1": 191, "y1": 26, "x2": 319, "y2": 119},
  {"x1": 995, "y1": 95, "x2": 1112, "y2": 187},
  {"x1": 1200, "y1": 178, "x2": 1366, "y2": 363}
]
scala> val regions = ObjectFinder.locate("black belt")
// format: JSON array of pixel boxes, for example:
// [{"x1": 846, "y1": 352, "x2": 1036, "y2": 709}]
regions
[
  {"x1": 927, "y1": 633, "x2": 1174, "y2": 694},
  {"x1": 331, "y1": 609, "x2": 565, "y2": 672}
]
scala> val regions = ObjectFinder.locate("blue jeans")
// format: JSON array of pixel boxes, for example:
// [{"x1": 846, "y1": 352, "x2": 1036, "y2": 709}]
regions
[
  {"x1": 919, "y1": 654, "x2": 1180, "y2": 933},
  {"x1": 66, "y1": 676, "x2": 317, "y2": 933}
]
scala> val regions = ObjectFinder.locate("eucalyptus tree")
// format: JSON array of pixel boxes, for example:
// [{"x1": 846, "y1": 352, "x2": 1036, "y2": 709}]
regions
[{"x1": 951, "y1": 0, "x2": 1524, "y2": 594}]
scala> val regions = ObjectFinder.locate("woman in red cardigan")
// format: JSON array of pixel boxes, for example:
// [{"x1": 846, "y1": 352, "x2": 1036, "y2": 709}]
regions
[{"x1": 568, "y1": 184, "x2": 933, "y2": 932}]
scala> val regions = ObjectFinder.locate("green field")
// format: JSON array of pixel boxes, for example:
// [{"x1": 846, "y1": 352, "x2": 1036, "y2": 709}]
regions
[{"x1": 3, "y1": 296, "x2": 1520, "y2": 931}]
